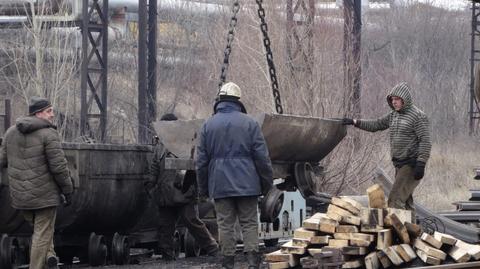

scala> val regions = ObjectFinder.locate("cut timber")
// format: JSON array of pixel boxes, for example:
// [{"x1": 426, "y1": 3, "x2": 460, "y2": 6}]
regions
[
  {"x1": 384, "y1": 247, "x2": 404, "y2": 266},
  {"x1": 304, "y1": 213, "x2": 338, "y2": 234},
  {"x1": 333, "y1": 233, "x2": 374, "y2": 242},
  {"x1": 350, "y1": 239, "x2": 371, "y2": 247},
  {"x1": 360, "y1": 208, "x2": 384, "y2": 226},
  {"x1": 267, "y1": 261, "x2": 290, "y2": 269},
  {"x1": 416, "y1": 249, "x2": 441, "y2": 266},
  {"x1": 293, "y1": 228, "x2": 316, "y2": 240},
  {"x1": 331, "y1": 197, "x2": 361, "y2": 215},
  {"x1": 300, "y1": 256, "x2": 317, "y2": 269},
  {"x1": 455, "y1": 239, "x2": 480, "y2": 260},
  {"x1": 376, "y1": 250, "x2": 392, "y2": 268},
  {"x1": 341, "y1": 215, "x2": 361, "y2": 226},
  {"x1": 434, "y1": 231, "x2": 457, "y2": 246},
  {"x1": 292, "y1": 238, "x2": 310, "y2": 248},
  {"x1": 342, "y1": 259, "x2": 363, "y2": 269},
  {"x1": 385, "y1": 208, "x2": 412, "y2": 224},
  {"x1": 420, "y1": 232, "x2": 442, "y2": 249},
  {"x1": 405, "y1": 222, "x2": 422, "y2": 239},
  {"x1": 303, "y1": 218, "x2": 320, "y2": 231},
  {"x1": 265, "y1": 250, "x2": 300, "y2": 267},
  {"x1": 413, "y1": 239, "x2": 447, "y2": 260},
  {"x1": 376, "y1": 229, "x2": 392, "y2": 250},
  {"x1": 448, "y1": 245, "x2": 471, "y2": 263},
  {"x1": 336, "y1": 225, "x2": 359, "y2": 233},
  {"x1": 365, "y1": 252, "x2": 380, "y2": 269},
  {"x1": 327, "y1": 204, "x2": 354, "y2": 222},
  {"x1": 342, "y1": 246, "x2": 368, "y2": 255},
  {"x1": 384, "y1": 213, "x2": 410, "y2": 244},
  {"x1": 310, "y1": 235, "x2": 330, "y2": 245},
  {"x1": 308, "y1": 248, "x2": 323, "y2": 256},
  {"x1": 281, "y1": 241, "x2": 306, "y2": 255},
  {"x1": 361, "y1": 224, "x2": 384, "y2": 233},
  {"x1": 393, "y1": 244, "x2": 416, "y2": 262},
  {"x1": 366, "y1": 184, "x2": 387, "y2": 208},
  {"x1": 328, "y1": 239, "x2": 349, "y2": 248},
  {"x1": 339, "y1": 196, "x2": 364, "y2": 212}
]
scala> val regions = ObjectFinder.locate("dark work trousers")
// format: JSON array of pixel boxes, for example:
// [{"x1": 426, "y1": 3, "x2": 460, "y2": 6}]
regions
[
  {"x1": 214, "y1": 196, "x2": 259, "y2": 256},
  {"x1": 157, "y1": 202, "x2": 218, "y2": 258},
  {"x1": 388, "y1": 165, "x2": 421, "y2": 221},
  {"x1": 22, "y1": 207, "x2": 57, "y2": 269}
]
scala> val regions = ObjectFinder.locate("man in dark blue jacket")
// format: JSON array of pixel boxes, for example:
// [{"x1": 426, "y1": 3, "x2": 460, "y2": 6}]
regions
[{"x1": 196, "y1": 82, "x2": 273, "y2": 269}]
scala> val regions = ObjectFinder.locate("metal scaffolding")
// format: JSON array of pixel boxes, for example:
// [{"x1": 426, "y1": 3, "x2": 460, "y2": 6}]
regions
[
  {"x1": 470, "y1": 0, "x2": 480, "y2": 135},
  {"x1": 80, "y1": 0, "x2": 108, "y2": 142}
]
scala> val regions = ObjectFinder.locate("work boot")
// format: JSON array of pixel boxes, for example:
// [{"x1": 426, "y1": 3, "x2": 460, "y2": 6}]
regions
[
  {"x1": 46, "y1": 256, "x2": 59, "y2": 269},
  {"x1": 222, "y1": 255, "x2": 235, "y2": 269},
  {"x1": 205, "y1": 244, "x2": 220, "y2": 257},
  {"x1": 246, "y1": 251, "x2": 260, "y2": 269}
]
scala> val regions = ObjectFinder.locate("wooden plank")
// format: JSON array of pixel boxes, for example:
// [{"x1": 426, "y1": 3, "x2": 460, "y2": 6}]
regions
[
  {"x1": 267, "y1": 261, "x2": 290, "y2": 269},
  {"x1": 300, "y1": 256, "x2": 317, "y2": 269},
  {"x1": 414, "y1": 239, "x2": 447, "y2": 260},
  {"x1": 310, "y1": 235, "x2": 330, "y2": 245},
  {"x1": 280, "y1": 241, "x2": 306, "y2": 255},
  {"x1": 361, "y1": 224, "x2": 384, "y2": 233},
  {"x1": 376, "y1": 229, "x2": 392, "y2": 250},
  {"x1": 342, "y1": 246, "x2": 368, "y2": 255},
  {"x1": 336, "y1": 225, "x2": 359, "y2": 233},
  {"x1": 405, "y1": 222, "x2": 422, "y2": 239},
  {"x1": 307, "y1": 248, "x2": 323, "y2": 256},
  {"x1": 328, "y1": 239, "x2": 349, "y2": 248},
  {"x1": 341, "y1": 215, "x2": 361, "y2": 226},
  {"x1": 376, "y1": 250, "x2": 392, "y2": 268},
  {"x1": 384, "y1": 246, "x2": 404, "y2": 266},
  {"x1": 433, "y1": 231, "x2": 457, "y2": 246},
  {"x1": 420, "y1": 232, "x2": 443, "y2": 249},
  {"x1": 416, "y1": 249, "x2": 441, "y2": 265},
  {"x1": 455, "y1": 239, "x2": 480, "y2": 260},
  {"x1": 342, "y1": 259, "x2": 363, "y2": 269},
  {"x1": 360, "y1": 208, "x2": 384, "y2": 226},
  {"x1": 305, "y1": 213, "x2": 339, "y2": 234},
  {"x1": 292, "y1": 238, "x2": 310, "y2": 248},
  {"x1": 293, "y1": 228, "x2": 316, "y2": 240},
  {"x1": 327, "y1": 204, "x2": 354, "y2": 222},
  {"x1": 394, "y1": 244, "x2": 416, "y2": 262},
  {"x1": 331, "y1": 197, "x2": 361, "y2": 215},
  {"x1": 333, "y1": 232, "x2": 374, "y2": 242},
  {"x1": 385, "y1": 208, "x2": 412, "y2": 224},
  {"x1": 367, "y1": 184, "x2": 387, "y2": 208},
  {"x1": 384, "y1": 213, "x2": 410, "y2": 244},
  {"x1": 339, "y1": 196, "x2": 364, "y2": 212},
  {"x1": 350, "y1": 239, "x2": 371, "y2": 247},
  {"x1": 448, "y1": 245, "x2": 471, "y2": 263},
  {"x1": 303, "y1": 218, "x2": 320, "y2": 231},
  {"x1": 365, "y1": 252, "x2": 380, "y2": 269},
  {"x1": 265, "y1": 250, "x2": 300, "y2": 266}
]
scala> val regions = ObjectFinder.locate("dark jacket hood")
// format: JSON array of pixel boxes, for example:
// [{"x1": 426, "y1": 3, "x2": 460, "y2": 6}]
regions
[
  {"x1": 16, "y1": 116, "x2": 55, "y2": 134},
  {"x1": 213, "y1": 100, "x2": 247, "y2": 114},
  {"x1": 387, "y1": 82, "x2": 413, "y2": 113}
]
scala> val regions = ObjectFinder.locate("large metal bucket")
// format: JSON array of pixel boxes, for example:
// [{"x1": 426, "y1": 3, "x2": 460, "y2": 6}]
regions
[{"x1": 153, "y1": 113, "x2": 346, "y2": 163}]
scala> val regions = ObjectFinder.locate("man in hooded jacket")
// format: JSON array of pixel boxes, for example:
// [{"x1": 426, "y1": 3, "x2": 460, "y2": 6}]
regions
[
  {"x1": 342, "y1": 82, "x2": 431, "y2": 219},
  {"x1": 0, "y1": 97, "x2": 73, "y2": 269},
  {"x1": 196, "y1": 82, "x2": 273, "y2": 269}
]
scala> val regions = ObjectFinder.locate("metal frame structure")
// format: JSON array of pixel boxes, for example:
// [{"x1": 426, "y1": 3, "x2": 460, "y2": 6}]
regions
[
  {"x1": 470, "y1": 0, "x2": 480, "y2": 135},
  {"x1": 81, "y1": 0, "x2": 108, "y2": 142},
  {"x1": 286, "y1": 0, "x2": 315, "y2": 97}
]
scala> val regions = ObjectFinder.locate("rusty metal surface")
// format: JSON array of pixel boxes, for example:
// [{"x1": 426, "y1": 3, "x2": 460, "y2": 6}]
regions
[
  {"x1": 374, "y1": 168, "x2": 480, "y2": 243},
  {"x1": 154, "y1": 114, "x2": 346, "y2": 163}
]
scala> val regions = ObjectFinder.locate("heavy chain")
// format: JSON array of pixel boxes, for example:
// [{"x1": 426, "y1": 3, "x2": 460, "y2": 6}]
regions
[
  {"x1": 218, "y1": 0, "x2": 240, "y2": 93},
  {"x1": 256, "y1": 0, "x2": 283, "y2": 114}
]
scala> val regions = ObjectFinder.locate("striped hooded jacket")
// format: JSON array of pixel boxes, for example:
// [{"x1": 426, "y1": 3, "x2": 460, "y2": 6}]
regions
[{"x1": 355, "y1": 82, "x2": 432, "y2": 166}]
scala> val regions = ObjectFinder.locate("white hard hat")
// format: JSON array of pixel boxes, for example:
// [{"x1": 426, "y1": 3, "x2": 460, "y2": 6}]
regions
[{"x1": 219, "y1": 82, "x2": 241, "y2": 99}]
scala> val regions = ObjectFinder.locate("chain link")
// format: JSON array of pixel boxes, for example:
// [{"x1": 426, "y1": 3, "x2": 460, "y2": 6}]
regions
[
  {"x1": 218, "y1": 0, "x2": 240, "y2": 93},
  {"x1": 256, "y1": 0, "x2": 283, "y2": 114}
]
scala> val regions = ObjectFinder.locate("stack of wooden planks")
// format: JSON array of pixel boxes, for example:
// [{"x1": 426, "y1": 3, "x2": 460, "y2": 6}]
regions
[{"x1": 264, "y1": 184, "x2": 480, "y2": 269}]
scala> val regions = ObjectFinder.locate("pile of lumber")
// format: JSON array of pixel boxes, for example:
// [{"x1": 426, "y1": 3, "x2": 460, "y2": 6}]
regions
[{"x1": 264, "y1": 184, "x2": 480, "y2": 269}]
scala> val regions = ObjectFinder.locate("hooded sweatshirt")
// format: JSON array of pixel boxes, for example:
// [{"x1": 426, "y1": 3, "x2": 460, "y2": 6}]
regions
[
  {"x1": 355, "y1": 83, "x2": 432, "y2": 166},
  {"x1": 0, "y1": 116, "x2": 72, "y2": 209}
]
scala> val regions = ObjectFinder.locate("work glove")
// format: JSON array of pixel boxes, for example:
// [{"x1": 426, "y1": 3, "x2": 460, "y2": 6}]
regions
[
  {"x1": 61, "y1": 193, "x2": 73, "y2": 207},
  {"x1": 342, "y1": 118, "x2": 355, "y2": 125},
  {"x1": 414, "y1": 161, "x2": 426, "y2": 180}
]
